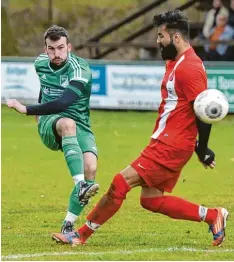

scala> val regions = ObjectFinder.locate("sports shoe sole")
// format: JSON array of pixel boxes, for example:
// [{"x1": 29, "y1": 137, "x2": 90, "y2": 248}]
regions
[{"x1": 81, "y1": 184, "x2": 99, "y2": 203}]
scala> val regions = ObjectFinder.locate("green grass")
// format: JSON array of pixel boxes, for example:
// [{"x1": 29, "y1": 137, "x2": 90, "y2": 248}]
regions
[{"x1": 1, "y1": 106, "x2": 234, "y2": 261}]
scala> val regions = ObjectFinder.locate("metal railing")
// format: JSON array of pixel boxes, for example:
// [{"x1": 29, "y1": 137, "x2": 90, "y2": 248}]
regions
[{"x1": 77, "y1": 0, "x2": 202, "y2": 59}]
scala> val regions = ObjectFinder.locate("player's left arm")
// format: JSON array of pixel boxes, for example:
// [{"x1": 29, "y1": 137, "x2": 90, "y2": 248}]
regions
[
  {"x1": 177, "y1": 64, "x2": 215, "y2": 169},
  {"x1": 193, "y1": 107, "x2": 215, "y2": 169}
]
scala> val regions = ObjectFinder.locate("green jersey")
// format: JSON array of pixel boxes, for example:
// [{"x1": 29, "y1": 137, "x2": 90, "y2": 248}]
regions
[{"x1": 34, "y1": 52, "x2": 92, "y2": 130}]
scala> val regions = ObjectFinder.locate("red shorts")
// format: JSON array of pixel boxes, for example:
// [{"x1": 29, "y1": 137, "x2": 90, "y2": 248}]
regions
[{"x1": 131, "y1": 139, "x2": 193, "y2": 193}]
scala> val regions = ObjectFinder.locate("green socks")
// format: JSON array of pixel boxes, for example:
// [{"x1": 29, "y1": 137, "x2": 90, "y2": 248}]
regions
[{"x1": 62, "y1": 136, "x2": 84, "y2": 181}]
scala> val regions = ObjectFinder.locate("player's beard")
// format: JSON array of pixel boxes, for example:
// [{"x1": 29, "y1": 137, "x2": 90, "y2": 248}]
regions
[
  {"x1": 52, "y1": 52, "x2": 69, "y2": 67},
  {"x1": 53, "y1": 57, "x2": 64, "y2": 65},
  {"x1": 160, "y1": 40, "x2": 178, "y2": 60}
]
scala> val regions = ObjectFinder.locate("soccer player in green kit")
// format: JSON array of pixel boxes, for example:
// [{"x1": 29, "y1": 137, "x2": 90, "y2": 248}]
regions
[{"x1": 6, "y1": 25, "x2": 99, "y2": 234}]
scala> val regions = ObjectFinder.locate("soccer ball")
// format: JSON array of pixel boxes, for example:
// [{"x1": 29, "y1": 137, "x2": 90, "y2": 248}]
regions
[{"x1": 193, "y1": 89, "x2": 229, "y2": 124}]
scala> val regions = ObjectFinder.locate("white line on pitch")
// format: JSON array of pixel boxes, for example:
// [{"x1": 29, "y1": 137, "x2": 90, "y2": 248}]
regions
[{"x1": 2, "y1": 247, "x2": 234, "y2": 260}]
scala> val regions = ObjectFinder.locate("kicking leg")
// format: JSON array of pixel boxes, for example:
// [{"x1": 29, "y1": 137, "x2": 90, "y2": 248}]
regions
[
  {"x1": 56, "y1": 118, "x2": 99, "y2": 233},
  {"x1": 52, "y1": 165, "x2": 144, "y2": 246}
]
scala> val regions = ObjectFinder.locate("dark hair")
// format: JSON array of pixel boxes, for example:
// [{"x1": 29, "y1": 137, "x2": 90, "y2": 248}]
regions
[
  {"x1": 153, "y1": 10, "x2": 190, "y2": 40},
  {"x1": 44, "y1": 25, "x2": 70, "y2": 45}
]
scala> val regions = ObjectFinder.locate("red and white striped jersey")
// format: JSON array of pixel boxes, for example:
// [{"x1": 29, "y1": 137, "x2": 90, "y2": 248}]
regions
[{"x1": 151, "y1": 47, "x2": 207, "y2": 151}]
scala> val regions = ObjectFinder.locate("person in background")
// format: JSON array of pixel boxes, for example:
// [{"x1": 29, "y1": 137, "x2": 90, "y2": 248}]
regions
[
  {"x1": 202, "y1": 0, "x2": 228, "y2": 39},
  {"x1": 228, "y1": 0, "x2": 234, "y2": 28},
  {"x1": 204, "y1": 13, "x2": 234, "y2": 60}
]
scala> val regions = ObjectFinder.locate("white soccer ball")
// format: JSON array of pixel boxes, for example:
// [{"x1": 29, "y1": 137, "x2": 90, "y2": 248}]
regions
[{"x1": 194, "y1": 89, "x2": 229, "y2": 124}]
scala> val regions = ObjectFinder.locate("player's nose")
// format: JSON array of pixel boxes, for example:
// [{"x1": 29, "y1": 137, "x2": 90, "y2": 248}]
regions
[{"x1": 54, "y1": 49, "x2": 60, "y2": 57}]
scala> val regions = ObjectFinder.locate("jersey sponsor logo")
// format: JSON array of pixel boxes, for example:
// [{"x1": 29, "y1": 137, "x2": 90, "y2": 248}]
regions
[
  {"x1": 169, "y1": 71, "x2": 175, "y2": 81},
  {"x1": 60, "y1": 75, "x2": 69, "y2": 88}
]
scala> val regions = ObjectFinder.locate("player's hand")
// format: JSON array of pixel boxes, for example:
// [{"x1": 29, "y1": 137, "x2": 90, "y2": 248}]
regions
[
  {"x1": 6, "y1": 99, "x2": 27, "y2": 114},
  {"x1": 197, "y1": 148, "x2": 216, "y2": 169}
]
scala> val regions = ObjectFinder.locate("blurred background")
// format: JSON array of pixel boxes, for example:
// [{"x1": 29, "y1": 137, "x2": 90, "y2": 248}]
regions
[
  {"x1": 1, "y1": 0, "x2": 234, "y2": 111},
  {"x1": 2, "y1": 0, "x2": 234, "y2": 60}
]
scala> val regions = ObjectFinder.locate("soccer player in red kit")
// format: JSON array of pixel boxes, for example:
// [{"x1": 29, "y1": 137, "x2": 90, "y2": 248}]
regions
[{"x1": 52, "y1": 10, "x2": 229, "y2": 247}]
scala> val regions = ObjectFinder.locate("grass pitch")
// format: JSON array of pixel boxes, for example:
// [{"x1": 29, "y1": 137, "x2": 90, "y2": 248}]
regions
[{"x1": 1, "y1": 106, "x2": 234, "y2": 261}]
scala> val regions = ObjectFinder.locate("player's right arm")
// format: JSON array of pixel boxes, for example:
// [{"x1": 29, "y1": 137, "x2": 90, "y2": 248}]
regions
[
  {"x1": 34, "y1": 90, "x2": 42, "y2": 123},
  {"x1": 6, "y1": 54, "x2": 82, "y2": 116},
  {"x1": 26, "y1": 55, "x2": 81, "y2": 116},
  {"x1": 6, "y1": 87, "x2": 81, "y2": 115}
]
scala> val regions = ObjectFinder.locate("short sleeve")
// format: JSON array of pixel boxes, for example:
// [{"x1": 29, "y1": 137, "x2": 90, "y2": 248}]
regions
[
  {"x1": 176, "y1": 63, "x2": 207, "y2": 102},
  {"x1": 68, "y1": 57, "x2": 91, "y2": 86}
]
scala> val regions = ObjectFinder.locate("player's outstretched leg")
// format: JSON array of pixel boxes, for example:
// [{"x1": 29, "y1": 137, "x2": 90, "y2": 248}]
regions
[
  {"x1": 52, "y1": 172, "x2": 132, "y2": 246},
  {"x1": 140, "y1": 196, "x2": 229, "y2": 246},
  {"x1": 57, "y1": 118, "x2": 99, "y2": 233}
]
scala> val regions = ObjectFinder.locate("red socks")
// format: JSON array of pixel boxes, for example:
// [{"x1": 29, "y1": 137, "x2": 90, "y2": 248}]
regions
[
  {"x1": 140, "y1": 196, "x2": 217, "y2": 224},
  {"x1": 77, "y1": 173, "x2": 130, "y2": 241},
  {"x1": 77, "y1": 224, "x2": 94, "y2": 243},
  {"x1": 77, "y1": 178, "x2": 218, "y2": 242},
  {"x1": 87, "y1": 173, "x2": 130, "y2": 224}
]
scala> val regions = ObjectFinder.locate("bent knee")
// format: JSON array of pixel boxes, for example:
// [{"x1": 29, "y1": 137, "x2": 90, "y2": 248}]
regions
[
  {"x1": 57, "y1": 118, "x2": 76, "y2": 136},
  {"x1": 140, "y1": 196, "x2": 163, "y2": 212}
]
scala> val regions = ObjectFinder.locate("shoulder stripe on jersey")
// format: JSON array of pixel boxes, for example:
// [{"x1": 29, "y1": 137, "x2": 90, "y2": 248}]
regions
[
  {"x1": 69, "y1": 59, "x2": 80, "y2": 79},
  {"x1": 69, "y1": 61, "x2": 79, "y2": 80},
  {"x1": 35, "y1": 54, "x2": 49, "y2": 62},
  {"x1": 69, "y1": 57, "x2": 89, "y2": 83},
  {"x1": 69, "y1": 57, "x2": 81, "y2": 77},
  {"x1": 37, "y1": 54, "x2": 48, "y2": 58}
]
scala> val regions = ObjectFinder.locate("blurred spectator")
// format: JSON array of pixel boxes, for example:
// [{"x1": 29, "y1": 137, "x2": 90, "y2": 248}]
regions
[
  {"x1": 202, "y1": 14, "x2": 234, "y2": 60},
  {"x1": 228, "y1": 0, "x2": 234, "y2": 28},
  {"x1": 202, "y1": 0, "x2": 228, "y2": 39}
]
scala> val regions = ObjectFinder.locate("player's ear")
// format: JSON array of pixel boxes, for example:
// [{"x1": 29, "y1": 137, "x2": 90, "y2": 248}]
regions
[
  {"x1": 68, "y1": 43, "x2": 72, "y2": 52},
  {"x1": 44, "y1": 45, "x2": 47, "y2": 54},
  {"x1": 173, "y1": 32, "x2": 180, "y2": 43}
]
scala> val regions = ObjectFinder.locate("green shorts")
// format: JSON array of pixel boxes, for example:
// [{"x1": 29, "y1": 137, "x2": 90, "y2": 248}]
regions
[{"x1": 38, "y1": 115, "x2": 98, "y2": 156}]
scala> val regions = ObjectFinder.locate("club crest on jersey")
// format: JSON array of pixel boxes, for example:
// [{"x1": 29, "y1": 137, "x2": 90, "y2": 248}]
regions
[
  {"x1": 169, "y1": 71, "x2": 175, "y2": 81},
  {"x1": 60, "y1": 75, "x2": 69, "y2": 87}
]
